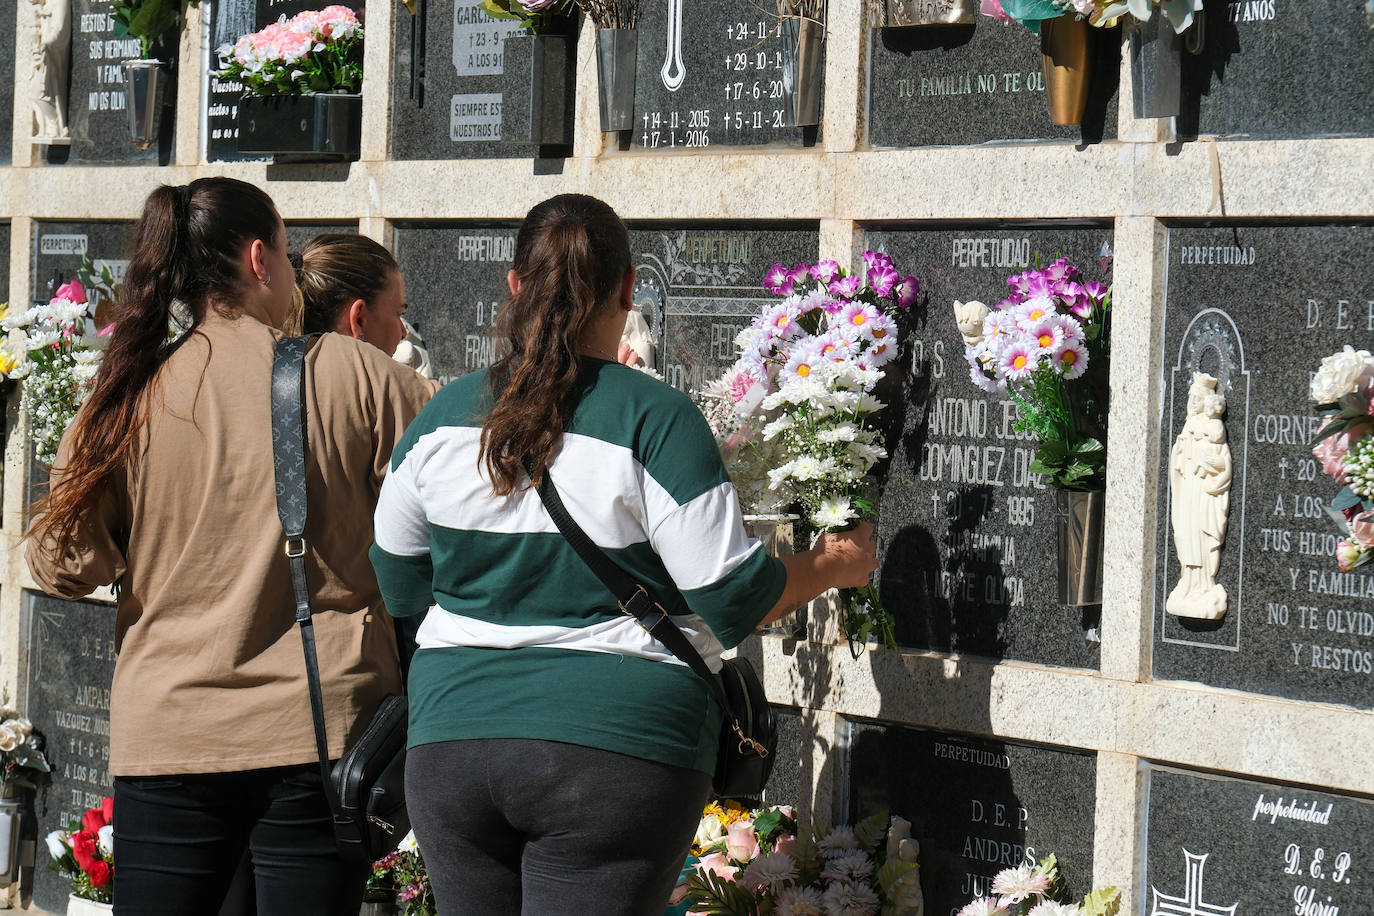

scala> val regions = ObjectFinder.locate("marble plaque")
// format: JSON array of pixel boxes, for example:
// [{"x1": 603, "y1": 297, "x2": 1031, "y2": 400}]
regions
[
  {"x1": 867, "y1": 21, "x2": 1120, "y2": 147},
  {"x1": 392, "y1": 222, "x2": 519, "y2": 383},
  {"x1": 862, "y1": 225, "x2": 1113, "y2": 667},
  {"x1": 1179, "y1": 0, "x2": 1374, "y2": 140},
  {"x1": 21, "y1": 592, "x2": 116, "y2": 915},
  {"x1": 1145, "y1": 764, "x2": 1374, "y2": 913},
  {"x1": 0, "y1": 1, "x2": 15, "y2": 164},
  {"x1": 389, "y1": 0, "x2": 576, "y2": 160},
  {"x1": 847, "y1": 722, "x2": 1096, "y2": 914},
  {"x1": 1154, "y1": 224, "x2": 1374, "y2": 708},
  {"x1": 68, "y1": 0, "x2": 168, "y2": 163},
  {"x1": 630, "y1": 225, "x2": 818, "y2": 395},
  {"x1": 628, "y1": 9, "x2": 819, "y2": 150}
]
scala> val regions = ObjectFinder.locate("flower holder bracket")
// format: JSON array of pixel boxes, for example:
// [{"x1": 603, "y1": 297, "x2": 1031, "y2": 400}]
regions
[{"x1": 236, "y1": 93, "x2": 362, "y2": 162}]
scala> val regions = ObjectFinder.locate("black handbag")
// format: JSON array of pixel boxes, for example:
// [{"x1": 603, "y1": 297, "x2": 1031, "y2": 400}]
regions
[
  {"x1": 527, "y1": 463, "x2": 777, "y2": 801},
  {"x1": 271, "y1": 336, "x2": 410, "y2": 862}
]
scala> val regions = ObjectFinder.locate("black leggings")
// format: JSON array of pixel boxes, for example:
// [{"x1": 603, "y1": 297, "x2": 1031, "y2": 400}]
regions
[
  {"x1": 407, "y1": 738, "x2": 711, "y2": 916},
  {"x1": 111, "y1": 764, "x2": 367, "y2": 916}
]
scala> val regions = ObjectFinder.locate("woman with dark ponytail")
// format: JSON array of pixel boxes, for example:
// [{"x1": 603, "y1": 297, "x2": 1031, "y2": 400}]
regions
[
  {"x1": 26, "y1": 178, "x2": 434, "y2": 915},
  {"x1": 372, "y1": 194, "x2": 878, "y2": 915}
]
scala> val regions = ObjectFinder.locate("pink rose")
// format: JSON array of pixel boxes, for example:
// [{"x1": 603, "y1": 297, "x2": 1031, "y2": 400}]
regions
[
  {"x1": 1336, "y1": 540, "x2": 1362, "y2": 572},
  {"x1": 1350, "y1": 511, "x2": 1374, "y2": 551},
  {"x1": 725, "y1": 821, "x2": 758, "y2": 863},
  {"x1": 54, "y1": 280, "x2": 85, "y2": 304},
  {"x1": 694, "y1": 852, "x2": 737, "y2": 882}
]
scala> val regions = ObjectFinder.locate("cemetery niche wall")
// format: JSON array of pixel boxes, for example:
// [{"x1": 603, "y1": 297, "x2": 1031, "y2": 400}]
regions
[
  {"x1": 389, "y1": 0, "x2": 577, "y2": 160},
  {"x1": 0, "y1": 2, "x2": 14, "y2": 165},
  {"x1": 867, "y1": 19, "x2": 1120, "y2": 147},
  {"x1": 846, "y1": 721, "x2": 1096, "y2": 915},
  {"x1": 1143, "y1": 764, "x2": 1373, "y2": 913},
  {"x1": 862, "y1": 223, "x2": 1113, "y2": 668},
  {"x1": 1153, "y1": 223, "x2": 1374, "y2": 710}
]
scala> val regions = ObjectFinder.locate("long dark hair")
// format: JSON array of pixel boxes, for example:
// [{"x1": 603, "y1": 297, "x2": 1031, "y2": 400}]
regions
[
  {"x1": 32, "y1": 177, "x2": 281, "y2": 555},
  {"x1": 298, "y1": 233, "x2": 399, "y2": 334},
  {"x1": 479, "y1": 194, "x2": 630, "y2": 495}
]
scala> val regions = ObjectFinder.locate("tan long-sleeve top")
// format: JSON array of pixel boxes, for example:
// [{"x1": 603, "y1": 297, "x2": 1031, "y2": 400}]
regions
[{"x1": 27, "y1": 310, "x2": 435, "y2": 776}]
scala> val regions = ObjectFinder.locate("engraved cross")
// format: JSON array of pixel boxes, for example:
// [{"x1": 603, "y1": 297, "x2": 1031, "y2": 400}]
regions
[{"x1": 1150, "y1": 850, "x2": 1239, "y2": 916}]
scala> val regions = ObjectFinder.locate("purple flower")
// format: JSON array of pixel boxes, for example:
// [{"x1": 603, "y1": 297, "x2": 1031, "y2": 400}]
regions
[
  {"x1": 763, "y1": 263, "x2": 793, "y2": 295},
  {"x1": 789, "y1": 263, "x2": 812, "y2": 285},
  {"x1": 812, "y1": 259, "x2": 840, "y2": 284},
  {"x1": 1082, "y1": 280, "x2": 1108, "y2": 302},
  {"x1": 862, "y1": 250, "x2": 894, "y2": 272},
  {"x1": 867, "y1": 263, "x2": 900, "y2": 298},
  {"x1": 1044, "y1": 258, "x2": 1076, "y2": 283},
  {"x1": 821, "y1": 297, "x2": 846, "y2": 314},
  {"x1": 828, "y1": 274, "x2": 862, "y2": 298},
  {"x1": 895, "y1": 275, "x2": 920, "y2": 309}
]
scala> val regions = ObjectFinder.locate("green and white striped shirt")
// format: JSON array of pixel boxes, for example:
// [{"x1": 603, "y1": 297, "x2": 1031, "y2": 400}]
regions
[{"x1": 371, "y1": 359, "x2": 785, "y2": 772}]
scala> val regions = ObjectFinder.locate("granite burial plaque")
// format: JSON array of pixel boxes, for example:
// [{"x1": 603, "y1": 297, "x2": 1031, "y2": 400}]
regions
[
  {"x1": 629, "y1": 11, "x2": 819, "y2": 150},
  {"x1": 867, "y1": 21, "x2": 1119, "y2": 147},
  {"x1": 284, "y1": 220, "x2": 356, "y2": 252},
  {"x1": 392, "y1": 222, "x2": 518, "y2": 382},
  {"x1": 0, "y1": 2, "x2": 15, "y2": 164},
  {"x1": 760, "y1": 707, "x2": 804, "y2": 808},
  {"x1": 1179, "y1": 0, "x2": 1374, "y2": 140},
  {"x1": 847, "y1": 723, "x2": 1096, "y2": 913},
  {"x1": 1145, "y1": 765, "x2": 1374, "y2": 913},
  {"x1": 390, "y1": 0, "x2": 575, "y2": 160},
  {"x1": 863, "y1": 224, "x2": 1112, "y2": 666},
  {"x1": 1154, "y1": 224, "x2": 1374, "y2": 708},
  {"x1": 32, "y1": 221, "x2": 134, "y2": 309},
  {"x1": 206, "y1": 0, "x2": 324, "y2": 161},
  {"x1": 629, "y1": 225, "x2": 818, "y2": 395},
  {"x1": 68, "y1": 0, "x2": 168, "y2": 163},
  {"x1": 21, "y1": 592, "x2": 116, "y2": 915}
]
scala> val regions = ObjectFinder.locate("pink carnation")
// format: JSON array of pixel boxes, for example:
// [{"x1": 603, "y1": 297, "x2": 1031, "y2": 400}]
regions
[
  {"x1": 1312, "y1": 421, "x2": 1356, "y2": 484},
  {"x1": 1350, "y1": 511, "x2": 1374, "y2": 551}
]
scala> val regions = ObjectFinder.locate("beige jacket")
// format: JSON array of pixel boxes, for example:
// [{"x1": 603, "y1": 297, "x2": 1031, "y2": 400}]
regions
[{"x1": 27, "y1": 310, "x2": 435, "y2": 776}]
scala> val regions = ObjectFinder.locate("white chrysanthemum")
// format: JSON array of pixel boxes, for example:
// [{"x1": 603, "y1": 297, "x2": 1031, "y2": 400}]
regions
[
  {"x1": 767, "y1": 461, "x2": 797, "y2": 490},
  {"x1": 817, "y1": 825, "x2": 859, "y2": 858},
  {"x1": 820, "y1": 851, "x2": 874, "y2": 883},
  {"x1": 1027, "y1": 902, "x2": 1081, "y2": 916},
  {"x1": 855, "y1": 394, "x2": 886, "y2": 414},
  {"x1": 741, "y1": 852, "x2": 799, "y2": 895},
  {"x1": 811, "y1": 496, "x2": 856, "y2": 530},
  {"x1": 820, "y1": 880, "x2": 880, "y2": 916},
  {"x1": 763, "y1": 415, "x2": 796, "y2": 441},
  {"x1": 957, "y1": 899, "x2": 1005, "y2": 916},
  {"x1": 397, "y1": 830, "x2": 419, "y2": 852},
  {"x1": 991, "y1": 865, "x2": 1051, "y2": 904},
  {"x1": 791, "y1": 455, "x2": 825, "y2": 481},
  {"x1": 818, "y1": 423, "x2": 858, "y2": 443}
]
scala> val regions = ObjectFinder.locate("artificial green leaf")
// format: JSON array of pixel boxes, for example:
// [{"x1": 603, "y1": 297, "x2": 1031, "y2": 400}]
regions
[
  {"x1": 1333, "y1": 486, "x2": 1362, "y2": 512},
  {"x1": 1081, "y1": 886, "x2": 1121, "y2": 916},
  {"x1": 753, "y1": 809, "x2": 784, "y2": 844},
  {"x1": 685, "y1": 870, "x2": 759, "y2": 915},
  {"x1": 854, "y1": 810, "x2": 890, "y2": 852}
]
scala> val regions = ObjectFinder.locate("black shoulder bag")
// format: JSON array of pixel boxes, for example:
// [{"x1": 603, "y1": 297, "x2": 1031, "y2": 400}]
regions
[
  {"x1": 527, "y1": 463, "x2": 777, "y2": 801},
  {"x1": 271, "y1": 336, "x2": 410, "y2": 862}
]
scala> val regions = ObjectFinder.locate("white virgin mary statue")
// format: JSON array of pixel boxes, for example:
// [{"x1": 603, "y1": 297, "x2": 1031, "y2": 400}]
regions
[{"x1": 1167, "y1": 372, "x2": 1232, "y2": 620}]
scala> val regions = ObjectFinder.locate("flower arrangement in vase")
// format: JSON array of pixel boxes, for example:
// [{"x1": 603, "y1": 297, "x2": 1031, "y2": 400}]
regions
[
  {"x1": 366, "y1": 831, "x2": 436, "y2": 916},
  {"x1": 957, "y1": 854, "x2": 1120, "y2": 916},
  {"x1": 216, "y1": 6, "x2": 363, "y2": 96},
  {"x1": 46, "y1": 797, "x2": 115, "y2": 905},
  {"x1": 1308, "y1": 346, "x2": 1374, "y2": 571},
  {"x1": 698, "y1": 253, "x2": 917, "y2": 652},
  {"x1": 680, "y1": 801, "x2": 924, "y2": 915},
  {"x1": 479, "y1": 0, "x2": 574, "y2": 31},
  {"x1": 0, "y1": 281, "x2": 110, "y2": 466},
  {"x1": 980, "y1": 0, "x2": 1200, "y2": 30},
  {"x1": 0, "y1": 707, "x2": 51, "y2": 796},
  {"x1": 957, "y1": 258, "x2": 1111, "y2": 606}
]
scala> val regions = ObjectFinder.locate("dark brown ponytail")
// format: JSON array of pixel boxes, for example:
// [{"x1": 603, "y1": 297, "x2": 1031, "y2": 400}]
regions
[
  {"x1": 31, "y1": 177, "x2": 281, "y2": 555},
  {"x1": 479, "y1": 194, "x2": 630, "y2": 495},
  {"x1": 298, "y1": 233, "x2": 399, "y2": 334}
]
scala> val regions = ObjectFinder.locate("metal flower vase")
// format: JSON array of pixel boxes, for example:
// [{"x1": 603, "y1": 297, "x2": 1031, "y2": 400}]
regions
[
  {"x1": 124, "y1": 59, "x2": 166, "y2": 150},
  {"x1": 780, "y1": 17, "x2": 823, "y2": 128},
  {"x1": 874, "y1": 0, "x2": 976, "y2": 27},
  {"x1": 1128, "y1": 15, "x2": 1183, "y2": 119},
  {"x1": 1040, "y1": 15, "x2": 1093, "y2": 127},
  {"x1": 595, "y1": 28, "x2": 637, "y2": 132},
  {"x1": 502, "y1": 34, "x2": 575, "y2": 145},
  {"x1": 1056, "y1": 490, "x2": 1105, "y2": 606},
  {"x1": 236, "y1": 93, "x2": 363, "y2": 162},
  {"x1": 0, "y1": 796, "x2": 23, "y2": 882},
  {"x1": 744, "y1": 515, "x2": 805, "y2": 637}
]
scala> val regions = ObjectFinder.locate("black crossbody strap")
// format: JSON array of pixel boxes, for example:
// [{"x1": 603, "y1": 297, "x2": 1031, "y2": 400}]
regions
[
  {"x1": 271, "y1": 336, "x2": 339, "y2": 808},
  {"x1": 524, "y1": 461, "x2": 738, "y2": 720}
]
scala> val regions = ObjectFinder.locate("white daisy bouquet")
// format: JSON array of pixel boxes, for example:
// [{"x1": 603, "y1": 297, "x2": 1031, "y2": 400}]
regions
[
  {"x1": 697, "y1": 252, "x2": 917, "y2": 651},
  {"x1": 959, "y1": 258, "x2": 1111, "y2": 491},
  {"x1": 1308, "y1": 346, "x2": 1374, "y2": 572},
  {"x1": 683, "y1": 804, "x2": 924, "y2": 916},
  {"x1": 1, "y1": 282, "x2": 110, "y2": 465},
  {"x1": 216, "y1": 6, "x2": 364, "y2": 96},
  {"x1": 980, "y1": 0, "x2": 1202, "y2": 32},
  {"x1": 957, "y1": 855, "x2": 1120, "y2": 916}
]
